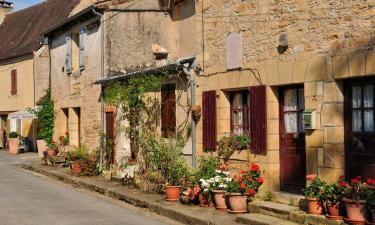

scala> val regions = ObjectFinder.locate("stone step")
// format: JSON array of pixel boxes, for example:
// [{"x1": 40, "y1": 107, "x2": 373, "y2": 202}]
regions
[
  {"x1": 249, "y1": 200, "x2": 299, "y2": 220},
  {"x1": 236, "y1": 213, "x2": 301, "y2": 225},
  {"x1": 272, "y1": 191, "x2": 303, "y2": 206}
]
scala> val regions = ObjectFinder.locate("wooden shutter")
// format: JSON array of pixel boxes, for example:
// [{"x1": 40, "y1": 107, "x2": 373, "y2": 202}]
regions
[
  {"x1": 161, "y1": 84, "x2": 176, "y2": 138},
  {"x1": 79, "y1": 26, "x2": 86, "y2": 70},
  {"x1": 10, "y1": 69, "x2": 17, "y2": 95},
  {"x1": 249, "y1": 85, "x2": 267, "y2": 155},
  {"x1": 202, "y1": 90, "x2": 217, "y2": 151},
  {"x1": 65, "y1": 35, "x2": 72, "y2": 73}
]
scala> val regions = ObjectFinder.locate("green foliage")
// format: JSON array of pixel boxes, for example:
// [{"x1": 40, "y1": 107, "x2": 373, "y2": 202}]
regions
[
  {"x1": 342, "y1": 176, "x2": 369, "y2": 201},
  {"x1": 231, "y1": 134, "x2": 250, "y2": 150},
  {"x1": 302, "y1": 176, "x2": 326, "y2": 200},
  {"x1": 368, "y1": 190, "x2": 375, "y2": 213},
  {"x1": 321, "y1": 183, "x2": 344, "y2": 204},
  {"x1": 9, "y1": 132, "x2": 19, "y2": 138},
  {"x1": 217, "y1": 134, "x2": 249, "y2": 162},
  {"x1": 67, "y1": 145, "x2": 100, "y2": 176},
  {"x1": 196, "y1": 156, "x2": 219, "y2": 180},
  {"x1": 30, "y1": 89, "x2": 55, "y2": 146},
  {"x1": 98, "y1": 131, "x2": 114, "y2": 170},
  {"x1": 263, "y1": 191, "x2": 273, "y2": 201},
  {"x1": 288, "y1": 199, "x2": 296, "y2": 206}
]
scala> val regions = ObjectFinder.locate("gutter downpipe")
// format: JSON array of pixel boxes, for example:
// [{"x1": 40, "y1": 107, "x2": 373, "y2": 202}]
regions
[
  {"x1": 181, "y1": 59, "x2": 197, "y2": 168},
  {"x1": 92, "y1": 8, "x2": 105, "y2": 172}
]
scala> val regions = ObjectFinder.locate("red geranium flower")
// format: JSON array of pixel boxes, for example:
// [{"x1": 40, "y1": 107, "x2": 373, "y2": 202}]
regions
[
  {"x1": 250, "y1": 163, "x2": 260, "y2": 172},
  {"x1": 240, "y1": 182, "x2": 246, "y2": 190},
  {"x1": 247, "y1": 177, "x2": 253, "y2": 182},
  {"x1": 240, "y1": 170, "x2": 246, "y2": 175},
  {"x1": 351, "y1": 179, "x2": 359, "y2": 184},
  {"x1": 339, "y1": 181, "x2": 348, "y2": 187},
  {"x1": 339, "y1": 175, "x2": 344, "y2": 181},
  {"x1": 247, "y1": 188, "x2": 256, "y2": 196},
  {"x1": 355, "y1": 176, "x2": 362, "y2": 180},
  {"x1": 367, "y1": 178, "x2": 375, "y2": 186},
  {"x1": 306, "y1": 174, "x2": 317, "y2": 181},
  {"x1": 257, "y1": 177, "x2": 264, "y2": 184},
  {"x1": 238, "y1": 176, "x2": 244, "y2": 182}
]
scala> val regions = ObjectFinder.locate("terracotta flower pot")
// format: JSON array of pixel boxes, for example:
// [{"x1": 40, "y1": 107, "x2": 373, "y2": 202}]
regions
[
  {"x1": 165, "y1": 185, "x2": 181, "y2": 202},
  {"x1": 70, "y1": 163, "x2": 81, "y2": 175},
  {"x1": 47, "y1": 149, "x2": 57, "y2": 156},
  {"x1": 326, "y1": 201, "x2": 341, "y2": 217},
  {"x1": 226, "y1": 193, "x2": 248, "y2": 214},
  {"x1": 198, "y1": 193, "x2": 213, "y2": 207},
  {"x1": 212, "y1": 190, "x2": 227, "y2": 211},
  {"x1": 36, "y1": 139, "x2": 47, "y2": 158},
  {"x1": 306, "y1": 198, "x2": 324, "y2": 215},
  {"x1": 343, "y1": 198, "x2": 368, "y2": 222},
  {"x1": 8, "y1": 138, "x2": 19, "y2": 155}
]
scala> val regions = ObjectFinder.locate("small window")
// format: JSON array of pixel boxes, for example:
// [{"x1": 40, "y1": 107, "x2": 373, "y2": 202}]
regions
[
  {"x1": 352, "y1": 84, "x2": 375, "y2": 133},
  {"x1": 10, "y1": 69, "x2": 17, "y2": 95},
  {"x1": 230, "y1": 91, "x2": 250, "y2": 135},
  {"x1": 161, "y1": 84, "x2": 176, "y2": 138}
]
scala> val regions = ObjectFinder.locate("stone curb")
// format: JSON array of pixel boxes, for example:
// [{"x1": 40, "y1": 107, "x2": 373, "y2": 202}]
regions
[{"x1": 21, "y1": 164, "x2": 212, "y2": 225}]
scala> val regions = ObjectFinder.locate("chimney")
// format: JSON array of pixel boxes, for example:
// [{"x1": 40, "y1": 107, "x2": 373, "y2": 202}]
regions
[{"x1": 0, "y1": 1, "x2": 13, "y2": 24}]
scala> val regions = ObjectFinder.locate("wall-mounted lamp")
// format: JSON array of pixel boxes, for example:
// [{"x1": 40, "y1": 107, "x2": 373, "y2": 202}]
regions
[{"x1": 278, "y1": 33, "x2": 288, "y2": 54}]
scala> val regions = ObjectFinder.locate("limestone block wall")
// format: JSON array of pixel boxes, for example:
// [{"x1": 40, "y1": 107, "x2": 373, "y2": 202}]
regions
[
  {"x1": 51, "y1": 20, "x2": 101, "y2": 150},
  {"x1": 193, "y1": 0, "x2": 375, "y2": 191}
]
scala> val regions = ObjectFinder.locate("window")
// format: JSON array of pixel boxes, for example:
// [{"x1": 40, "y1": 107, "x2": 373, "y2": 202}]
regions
[
  {"x1": 10, "y1": 69, "x2": 17, "y2": 95},
  {"x1": 352, "y1": 85, "x2": 375, "y2": 133},
  {"x1": 161, "y1": 83, "x2": 176, "y2": 138},
  {"x1": 65, "y1": 26, "x2": 85, "y2": 74},
  {"x1": 283, "y1": 88, "x2": 305, "y2": 133},
  {"x1": 230, "y1": 91, "x2": 250, "y2": 135}
]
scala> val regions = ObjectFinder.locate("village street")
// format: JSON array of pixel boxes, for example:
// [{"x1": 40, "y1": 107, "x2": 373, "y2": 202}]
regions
[{"x1": 0, "y1": 151, "x2": 180, "y2": 225}]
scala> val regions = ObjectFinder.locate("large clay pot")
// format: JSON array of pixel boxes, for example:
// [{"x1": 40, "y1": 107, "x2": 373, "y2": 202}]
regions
[
  {"x1": 306, "y1": 198, "x2": 324, "y2": 215},
  {"x1": 8, "y1": 138, "x2": 19, "y2": 155},
  {"x1": 70, "y1": 163, "x2": 81, "y2": 175},
  {"x1": 36, "y1": 139, "x2": 47, "y2": 158},
  {"x1": 326, "y1": 201, "x2": 341, "y2": 216},
  {"x1": 226, "y1": 193, "x2": 248, "y2": 214},
  {"x1": 198, "y1": 192, "x2": 213, "y2": 207},
  {"x1": 47, "y1": 149, "x2": 57, "y2": 156},
  {"x1": 165, "y1": 185, "x2": 181, "y2": 202},
  {"x1": 343, "y1": 198, "x2": 368, "y2": 222},
  {"x1": 212, "y1": 190, "x2": 227, "y2": 211}
]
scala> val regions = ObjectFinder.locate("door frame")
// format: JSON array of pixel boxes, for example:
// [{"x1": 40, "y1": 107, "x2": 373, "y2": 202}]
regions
[{"x1": 279, "y1": 85, "x2": 306, "y2": 193}]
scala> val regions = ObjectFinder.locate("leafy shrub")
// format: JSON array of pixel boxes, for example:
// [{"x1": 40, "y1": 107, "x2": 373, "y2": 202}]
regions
[
  {"x1": 196, "y1": 156, "x2": 219, "y2": 180},
  {"x1": 302, "y1": 175, "x2": 326, "y2": 200},
  {"x1": 9, "y1": 132, "x2": 19, "y2": 138},
  {"x1": 67, "y1": 145, "x2": 99, "y2": 176},
  {"x1": 322, "y1": 181, "x2": 344, "y2": 204},
  {"x1": 217, "y1": 134, "x2": 249, "y2": 162}
]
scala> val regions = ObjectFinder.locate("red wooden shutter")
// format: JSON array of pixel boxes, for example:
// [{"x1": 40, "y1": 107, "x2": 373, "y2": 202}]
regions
[
  {"x1": 11, "y1": 69, "x2": 17, "y2": 95},
  {"x1": 202, "y1": 90, "x2": 217, "y2": 151},
  {"x1": 161, "y1": 84, "x2": 176, "y2": 138},
  {"x1": 250, "y1": 85, "x2": 267, "y2": 155}
]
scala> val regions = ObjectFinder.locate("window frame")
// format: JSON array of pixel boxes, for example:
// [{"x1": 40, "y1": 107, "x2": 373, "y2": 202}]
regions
[
  {"x1": 351, "y1": 83, "x2": 375, "y2": 134},
  {"x1": 283, "y1": 87, "x2": 305, "y2": 134}
]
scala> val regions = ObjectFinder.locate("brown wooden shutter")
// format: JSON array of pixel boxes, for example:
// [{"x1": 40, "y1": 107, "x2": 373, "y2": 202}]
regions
[
  {"x1": 202, "y1": 90, "x2": 217, "y2": 151},
  {"x1": 249, "y1": 85, "x2": 267, "y2": 155},
  {"x1": 161, "y1": 84, "x2": 176, "y2": 138},
  {"x1": 11, "y1": 69, "x2": 17, "y2": 95}
]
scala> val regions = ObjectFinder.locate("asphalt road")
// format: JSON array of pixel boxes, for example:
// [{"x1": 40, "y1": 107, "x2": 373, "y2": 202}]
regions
[{"x1": 0, "y1": 151, "x2": 180, "y2": 225}]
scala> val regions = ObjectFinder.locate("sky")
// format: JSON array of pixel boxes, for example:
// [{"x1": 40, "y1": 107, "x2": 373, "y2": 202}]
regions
[{"x1": 12, "y1": 0, "x2": 44, "y2": 12}]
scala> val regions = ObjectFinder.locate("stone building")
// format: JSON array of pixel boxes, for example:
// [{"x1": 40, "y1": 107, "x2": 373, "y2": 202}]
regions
[
  {"x1": 192, "y1": 0, "x2": 375, "y2": 196},
  {"x1": 0, "y1": 0, "x2": 79, "y2": 149}
]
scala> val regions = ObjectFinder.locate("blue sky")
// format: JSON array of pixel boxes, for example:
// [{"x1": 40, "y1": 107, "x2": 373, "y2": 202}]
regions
[{"x1": 12, "y1": 0, "x2": 44, "y2": 12}]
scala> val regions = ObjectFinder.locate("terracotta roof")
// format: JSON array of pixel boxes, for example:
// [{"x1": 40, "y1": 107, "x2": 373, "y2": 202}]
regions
[{"x1": 0, "y1": 0, "x2": 79, "y2": 61}]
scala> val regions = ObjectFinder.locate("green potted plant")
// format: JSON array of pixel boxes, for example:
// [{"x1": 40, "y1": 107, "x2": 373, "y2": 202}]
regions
[
  {"x1": 8, "y1": 131, "x2": 19, "y2": 155},
  {"x1": 217, "y1": 134, "x2": 249, "y2": 163},
  {"x1": 196, "y1": 156, "x2": 219, "y2": 207},
  {"x1": 165, "y1": 157, "x2": 187, "y2": 202},
  {"x1": 226, "y1": 163, "x2": 264, "y2": 214},
  {"x1": 47, "y1": 140, "x2": 59, "y2": 156},
  {"x1": 67, "y1": 146, "x2": 87, "y2": 175},
  {"x1": 322, "y1": 179, "x2": 345, "y2": 220},
  {"x1": 366, "y1": 179, "x2": 375, "y2": 223},
  {"x1": 30, "y1": 90, "x2": 55, "y2": 158},
  {"x1": 202, "y1": 166, "x2": 232, "y2": 211},
  {"x1": 303, "y1": 175, "x2": 326, "y2": 215},
  {"x1": 342, "y1": 176, "x2": 370, "y2": 222}
]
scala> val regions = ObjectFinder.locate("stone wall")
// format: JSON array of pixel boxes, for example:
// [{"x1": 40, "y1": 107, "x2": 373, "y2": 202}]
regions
[
  {"x1": 51, "y1": 19, "x2": 102, "y2": 150},
  {"x1": 194, "y1": 0, "x2": 375, "y2": 192},
  {"x1": 34, "y1": 46, "x2": 50, "y2": 103}
]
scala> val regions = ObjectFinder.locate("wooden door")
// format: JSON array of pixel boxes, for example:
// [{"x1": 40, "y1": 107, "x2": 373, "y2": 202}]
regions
[
  {"x1": 105, "y1": 112, "x2": 115, "y2": 163},
  {"x1": 344, "y1": 80, "x2": 375, "y2": 179},
  {"x1": 279, "y1": 86, "x2": 306, "y2": 193},
  {"x1": 161, "y1": 84, "x2": 176, "y2": 138}
]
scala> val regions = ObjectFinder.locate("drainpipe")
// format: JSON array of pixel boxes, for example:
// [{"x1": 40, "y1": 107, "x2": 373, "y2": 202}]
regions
[
  {"x1": 92, "y1": 8, "x2": 105, "y2": 172},
  {"x1": 182, "y1": 60, "x2": 197, "y2": 168}
]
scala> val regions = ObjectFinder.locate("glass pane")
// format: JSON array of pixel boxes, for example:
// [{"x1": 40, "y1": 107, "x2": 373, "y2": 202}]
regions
[
  {"x1": 298, "y1": 112, "x2": 305, "y2": 133},
  {"x1": 364, "y1": 109, "x2": 374, "y2": 132},
  {"x1": 352, "y1": 86, "x2": 362, "y2": 109},
  {"x1": 233, "y1": 110, "x2": 243, "y2": 135},
  {"x1": 364, "y1": 85, "x2": 374, "y2": 108},
  {"x1": 232, "y1": 93, "x2": 242, "y2": 110},
  {"x1": 284, "y1": 89, "x2": 297, "y2": 111},
  {"x1": 298, "y1": 88, "x2": 305, "y2": 110},
  {"x1": 284, "y1": 112, "x2": 297, "y2": 133},
  {"x1": 352, "y1": 110, "x2": 362, "y2": 132}
]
